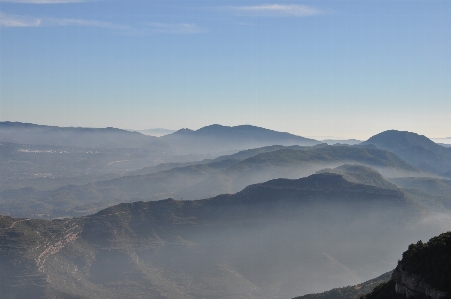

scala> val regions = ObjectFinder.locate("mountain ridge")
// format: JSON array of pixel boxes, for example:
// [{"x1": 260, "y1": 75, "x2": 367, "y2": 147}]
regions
[{"x1": 362, "y1": 130, "x2": 451, "y2": 175}]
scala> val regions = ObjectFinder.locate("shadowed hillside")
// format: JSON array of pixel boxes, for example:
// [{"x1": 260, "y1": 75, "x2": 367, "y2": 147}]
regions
[{"x1": 1, "y1": 173, "x2": 447, "y2": 299}]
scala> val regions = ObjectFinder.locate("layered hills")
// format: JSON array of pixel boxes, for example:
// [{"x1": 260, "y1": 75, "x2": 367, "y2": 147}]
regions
[
  {"x1": 1, "y1": 172, "x2": 444, "y2": 299},
  {"x1": 0, "y1": 145, "x2": 422, "y2": 219},
  {"x1": 363, "y1": 130, "x2": 451, "y2": 176},
  {"x1": 0, "y1": 122, "x2": 161, "y2": 149},
  {"x1": 0, "y1": 122, "x2": 321, "y2": 155}
]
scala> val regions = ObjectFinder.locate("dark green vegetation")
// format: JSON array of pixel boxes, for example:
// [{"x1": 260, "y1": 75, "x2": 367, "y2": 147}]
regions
[
  {"x1": 293, "y1": 271, "x2": 392, "y2": 299},
  {"x1": 0, "y1": 145, "x2": 423, "y2": 218},
  {"x1": 400, "y1": 232, "x2": 451, "y2": 292},
  {"x1": 363, "y1": 130, "x2": 451, "y2": 176},
  {"x1": 298, "y1": 231, "x2": 451, "y2": 299},
  {"x1": 358, "y1": 281, "x2": 405, "y2": 299},
  {"x1": 1, "y1": 173, "x2": 445, "y2": 299},
  {"x1": 358, "y1": 232, "x2": 451, "y2": 299}
]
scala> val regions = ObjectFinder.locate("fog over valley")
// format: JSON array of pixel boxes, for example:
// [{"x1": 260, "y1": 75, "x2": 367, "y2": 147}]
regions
[
  {"x1": 1, "y1": 1, "x2": 450, "y2": 297},
  {"x1": 1, "y1": 122, "x2": 451, "y2": 298}
]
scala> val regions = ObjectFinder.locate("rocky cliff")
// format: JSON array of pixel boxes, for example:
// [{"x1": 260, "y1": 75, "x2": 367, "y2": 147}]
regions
[
  {"x1": 392, "y1": 265, "x2": 447, "y2": 299},
  {"x1": 359, "y1": 232, "x2": 451, "y2": 299}
]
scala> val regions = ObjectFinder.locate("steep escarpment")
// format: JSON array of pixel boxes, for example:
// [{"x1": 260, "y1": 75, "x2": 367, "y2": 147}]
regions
[{"x1": 393, "y1": 232, "x2": 451, "y2": 298}]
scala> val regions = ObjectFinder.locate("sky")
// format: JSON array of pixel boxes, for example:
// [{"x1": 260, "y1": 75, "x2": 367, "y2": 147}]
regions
[{"x1": 0, "y1": 0, "x2": 450, "y2": 140}]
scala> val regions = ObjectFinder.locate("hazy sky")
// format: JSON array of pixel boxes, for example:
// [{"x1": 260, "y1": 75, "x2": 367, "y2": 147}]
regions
[{"x1": 0, "y1": 0, "x2": 450, "y2": 139}]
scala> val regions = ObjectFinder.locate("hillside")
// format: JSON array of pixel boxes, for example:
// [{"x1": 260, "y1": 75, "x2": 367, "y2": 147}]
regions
[
  {"x1": 389, "y1": 177, "x2": 451, "y2": 211},
  {"x1": 359, "y1": 232, "x2": 451, "y2": 299},
  {"x1": 161, "y1": 124, "x2": 320, "y2": 154},
  {"x1": 316, "y1": 164, "x2": 399, "y2": 190},
  {"x1": 0, "y1": 122, "x2": 165, "y2": 150},
  {"x1": 293, "y1": 271, "x2": 392, "y2": 299},
  {"x1": 363, "y1": 130, "x2": 451, "y2": 176},
  {"x1": 0, "y1": 145, "x2": 423, "y2": 219},
  {"x1": 0, "y1": 141, "x2": 214, "y2": 192},
  {"x1": 1, "y1": 173, "x2": 442, "y2": 299}
]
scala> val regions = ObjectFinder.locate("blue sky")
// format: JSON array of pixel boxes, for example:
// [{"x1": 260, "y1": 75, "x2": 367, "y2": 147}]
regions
[{"x1": 0, "y1": 0, "x2": 450, "y2": 139}]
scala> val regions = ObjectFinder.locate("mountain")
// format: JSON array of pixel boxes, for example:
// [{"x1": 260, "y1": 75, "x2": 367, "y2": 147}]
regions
[
  {"x1": 0, "y1": 159, "x2": 239, "y2": 218},
  {"x1": 160, "y1": 124, "x2": 321, "y2": 154},
  {"x1": 316, "y1": 164, "x2": 399, "y2": 191},
  {"x1": 0, "y1": 141, "x2": 215, "y2": 192},
  {"x1": 133, "y1": 128, "x2": 176, "y2": 137},
  {"x1": 389, "y1": 177, "x2": 451, "y2": 211},
  {"x1": 362, "y1": 130, "x2": 451, "y2": 176},
  {"x1": 218, "y1": 145, "x2": 420, "y2": 189},
  {"x1": 293, "y1": 271, "x2": 393, "y2": 299},
  {"x1": 125, "y1": 144, "x2": 311, "y2": 176},
  {"x1": 359, "y1": 231, "x2": 451, "y2": 299},
  {"x1": 0, "y1": 122, "x2": 165, "y2": 150},
  {"x1": 322, "y1": 139, "x2": 362, "y2": 145},
  {"x1": 1, "y1": 173, "x2": 444, "y2": 299},
  {"x1": 0, "y1": 145, "x2": 423, "y2": 219}
]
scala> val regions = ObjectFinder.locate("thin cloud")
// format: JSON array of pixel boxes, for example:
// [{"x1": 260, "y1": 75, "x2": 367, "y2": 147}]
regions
[
  {"x1": 0, "y1": 0, "x2": 86, "y2": 3},
  {"x1": 0, "y1": 11, "x2": 128, "y2": 29},
  {"x1": 146, "y1": 23, "x2": 205, "y2": 34},
  {"x1": 0, "y1": 11, "x2": 41, "y2": 26},
  {"x1": 228, "y1": 4, "x2": 323, "y2": 17}
]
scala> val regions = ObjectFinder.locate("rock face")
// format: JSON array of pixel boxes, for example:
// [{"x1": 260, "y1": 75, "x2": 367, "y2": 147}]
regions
[{"x1": 392, "y1": 265, "x2": 448, "y2": 299}]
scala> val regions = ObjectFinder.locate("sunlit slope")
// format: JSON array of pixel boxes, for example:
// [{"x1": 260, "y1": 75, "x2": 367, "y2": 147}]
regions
[{"x1": 1, "y1": 173, "x2": 447, "y2": 299}]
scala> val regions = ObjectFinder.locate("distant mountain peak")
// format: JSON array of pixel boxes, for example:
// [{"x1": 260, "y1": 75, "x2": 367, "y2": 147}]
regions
[
  {"x1": 364, "y1": 130, "x2": 437, "y2": 149},
  {"x1": 362, "y1": 129, "x2": 451, "y2": 174}
]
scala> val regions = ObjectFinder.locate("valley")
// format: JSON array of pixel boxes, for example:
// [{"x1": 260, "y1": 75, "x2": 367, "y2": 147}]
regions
[{"x1": 1, "y1": 123, "x2": 451, "y2": 299}]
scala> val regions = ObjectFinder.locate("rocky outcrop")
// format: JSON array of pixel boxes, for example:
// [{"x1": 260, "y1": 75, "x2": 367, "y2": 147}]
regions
[{"x1": 392, "y1": 264, "x2": 448, "y2": 299}]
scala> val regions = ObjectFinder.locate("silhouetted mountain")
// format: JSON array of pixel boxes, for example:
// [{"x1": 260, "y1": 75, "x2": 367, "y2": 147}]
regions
[
  {"x1": 161, "y1": 124, "x2": 321, "y2": 154},
  {"x1": 362, "y1": 130, "x2": 451, "y2": 176},
  {"x1": 0, "y1": 122, "x2": 165, "y2": 150},
  {"x1": 1, "y1": 173, "x2": 443, "y2": 299}
]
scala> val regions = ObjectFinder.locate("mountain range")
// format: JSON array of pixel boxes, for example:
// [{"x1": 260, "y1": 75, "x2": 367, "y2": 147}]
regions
[
  {"x1": 1, "y1": 123, "x2": 451, "y2": 299},
  {"x1": 1, "y1": 171, "x2": 445, "y2": 299},
  {"x1": 363, "y1": 130, "x2": 451, "y2": 176},
  {"x1": 0, "y1": 145, "x2": 423, "y2": 219}
]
